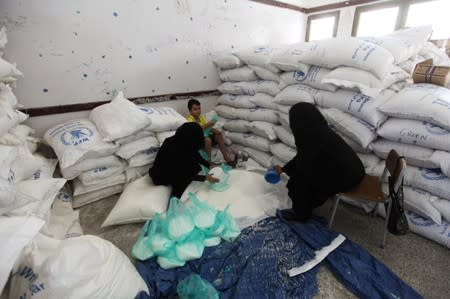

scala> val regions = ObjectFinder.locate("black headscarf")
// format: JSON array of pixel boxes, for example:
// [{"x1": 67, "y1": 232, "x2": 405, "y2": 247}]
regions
[
  {"x1": 289, "y1": 102, "x2": 328, "y2": 149},
  {"x1": 149, "y1": 122, "x2": 208, "y2": 185}
]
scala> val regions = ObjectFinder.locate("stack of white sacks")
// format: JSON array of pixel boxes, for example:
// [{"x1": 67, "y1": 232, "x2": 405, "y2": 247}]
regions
[
  {"x1": 44, "y1": 91, "x2": 187, "y2": 209},
  {"x1": 213, "y1": 25, "x2": 450, "y2": 247},
  {"x1": 1, "y1": 27, "x2": 87, "y2": 296}
]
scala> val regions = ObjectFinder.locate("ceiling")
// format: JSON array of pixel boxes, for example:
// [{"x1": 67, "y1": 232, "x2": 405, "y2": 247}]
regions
[{"x1": 276, "y1": 0, "x2": 345, "y2": 9}]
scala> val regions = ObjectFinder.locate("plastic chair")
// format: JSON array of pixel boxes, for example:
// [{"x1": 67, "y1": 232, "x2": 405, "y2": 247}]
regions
[{"x1": 328, "y1": 149, "x2": 406, "y2": 248}]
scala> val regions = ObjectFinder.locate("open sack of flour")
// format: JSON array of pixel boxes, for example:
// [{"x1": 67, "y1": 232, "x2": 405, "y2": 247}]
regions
[
  {"x1": 9, "y1": 234, "x2": 149, "y2": 299},
  {"x1": 181, "y1": 169, "x2": 291, "y2": 228}
]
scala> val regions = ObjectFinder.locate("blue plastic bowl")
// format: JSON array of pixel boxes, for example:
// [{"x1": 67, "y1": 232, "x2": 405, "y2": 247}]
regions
[{"x1": 265, "y1": 168, "x2": 280, "y2": 184}]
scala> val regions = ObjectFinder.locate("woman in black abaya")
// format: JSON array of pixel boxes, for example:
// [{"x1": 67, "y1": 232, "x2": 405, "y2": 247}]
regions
[
  {"x1": 274, "y1": 103, "x2": 365, "y2": 221},
  {"x1": 149, "y1": 122, "x2": 218, "y2": 198}
]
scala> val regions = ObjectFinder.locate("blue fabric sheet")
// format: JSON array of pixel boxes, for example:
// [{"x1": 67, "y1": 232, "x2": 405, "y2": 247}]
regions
[
  {"x1": 135, "y1": 217, "x2": 318, "y2": 299},
  {"x1": 277, "y1": 211, "x2": 423, "y2": 299},
  {"x1": 135, "y1": 212, "x2": 422, "y2": 299}
]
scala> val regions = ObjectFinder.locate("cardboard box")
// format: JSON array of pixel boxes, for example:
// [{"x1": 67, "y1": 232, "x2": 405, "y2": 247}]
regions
[{"x1": 413, "y1": 59, "x2": 450, "y2": 87}]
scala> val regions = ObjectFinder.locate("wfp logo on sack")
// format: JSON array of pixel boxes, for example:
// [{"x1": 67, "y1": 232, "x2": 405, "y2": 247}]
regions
[
  {"x1": 60, "y1": 127, "x2": 93, "y2": 146},
  {"x1": 293, "y1": 71, "x2": 306, "y2": 82},
  {"x1": 423, "y1": 121, "x2": 449, "y2": 135},
  {"x1": 58, "y1": 191, "x2": 71, "y2": 202},
  {"x1": 349, "y1": 94, "x2": 371, "y2": 112},
  {"x1": 419, "y1": 168, "x2": 447, "y2": 181},
  {"x1": 407, "y1": 211, "x2": 434, "y2": 227}
]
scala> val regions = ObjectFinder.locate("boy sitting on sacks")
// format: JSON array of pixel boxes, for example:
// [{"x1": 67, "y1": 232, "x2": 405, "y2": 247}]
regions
[{"x1": 186, "y1": 98, "x2": 237, "y2": 167}]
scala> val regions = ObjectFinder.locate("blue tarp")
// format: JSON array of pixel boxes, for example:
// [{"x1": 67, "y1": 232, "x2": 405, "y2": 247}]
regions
[
  {"x1": 135, "y1": 217, "x2": 318, "y2": 299},
  {"x1": 135, "y1": 212, "x2": 422, "y2": 299},
  {"x1": 277, "y1": 211, "x2": 423, "y2": 299}
]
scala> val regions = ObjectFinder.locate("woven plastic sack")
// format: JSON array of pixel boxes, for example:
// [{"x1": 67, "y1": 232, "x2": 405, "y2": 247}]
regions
[
  {"x1": 177, "y1": 274, "x2": 219, "y2": 299},
  {"x1": 165, "y1": 197, "x2": 195, "y2": 241}
]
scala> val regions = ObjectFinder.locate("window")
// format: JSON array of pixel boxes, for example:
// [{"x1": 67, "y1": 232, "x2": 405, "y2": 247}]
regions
[
  {"x1": 353, "y1": 0, "x2": 450, "y2": 41},
  {"x1": 355, "y1": 7, "x2": 399, "y2": 37},
  {"x1": 352, "y1": 1, "x2": 402, "y2": 37},
  {"x1": 406, "y1": 0, "x2": 450, "y2": 40},
  {"x1": 306, "y1": 11, "x2": 340, "y2": 42}
]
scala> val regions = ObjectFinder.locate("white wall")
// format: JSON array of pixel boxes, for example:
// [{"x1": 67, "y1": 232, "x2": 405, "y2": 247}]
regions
[{"x1": 0, "y1": 0, "x2": 306, "y2": 109}]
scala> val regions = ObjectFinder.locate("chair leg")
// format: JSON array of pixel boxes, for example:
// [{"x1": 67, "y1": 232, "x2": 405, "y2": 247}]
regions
[
  {"x1": 382, "y1": 198, "x2": 393, "y2": 249},
  {"x1": 329, "y1": 195, "x2": 340, "y2": 229}
]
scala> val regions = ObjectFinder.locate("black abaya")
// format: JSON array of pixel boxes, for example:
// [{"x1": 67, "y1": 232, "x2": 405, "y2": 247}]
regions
[{"x1": 282, "y1": 103, "x2": 365, "y2": 221}]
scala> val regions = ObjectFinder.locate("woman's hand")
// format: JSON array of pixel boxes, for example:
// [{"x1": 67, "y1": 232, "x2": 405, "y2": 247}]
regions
[
  {"x1": 206, "y1": 174, "x2": 219, "y2": 183},
  {"x1": 274, "y1": 165, "x2": 283, "y2": 175}
]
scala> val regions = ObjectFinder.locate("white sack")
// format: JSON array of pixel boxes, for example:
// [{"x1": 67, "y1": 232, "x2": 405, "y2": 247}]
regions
[
  {"x1": 156, "y1": 131, "x2": 175, "y2": 145},
  {"x1": 276, "y1": 104, "x2": 291, "y2": 114},
  {"x1": 245, "y1": 121, "x2": 277, "y2": 141},
  {"x1": 0, "y1": 216, "x2": 45, "y2": 294},
  {"x1": 406, "y1": 211, "x2": 450, "y2": 248},
  {"x1": 223, "y1": 119, "x2": 251, "y2": 133},
  {"x1": 315, "y1": 89, "x2": 394, "y2": 127},
  {"x1": 371, "y1": 139, "x2": 437, "y2": 168},
  {"x1": 249, "y1": 65, "x2": 280, "y2": 83},
  {"x1": 398, "y1": 185, "x2": 442, "y2": 224},
  {"x1": 9, "y1": 234, "x2": 149, "y2": 299},
  {"x1": 247, "y1": 93, "x2": 278, "y2": 110},
  {"x1": 322, "y1": 108, "x2": 377, "y2": 148},
  {"x1": 213, "y1": 54, "x2": 242, "y2": 69},
  {"x1": 89, "y1": 92, "x2": 151, "y2": 141},
  {"x1": 279, "y1": 67, "x2": 337, "y2": 91},
  {"x1": 114, "y1": 129, "x2": 155, "y2": 145},
  {"x1": 419, "y1": 42, "x2": 450, "y2": 66},
  {"x1": 225, "y1": 132, "x2": 272, "y2": 152},
  {"x1": 102, "y1": 175, "x2": 170, "y2": 227},
  {"x1": 79, "y1": 166, "x2": 125, "y2": 186},
  {"x1": 357, "y1": 153, "x2": 380, "y2": 173},
  {"x1": 321, "y1": 65, "x2": 408, "y2": 97},
  {"x1": 139, "y1": 106, "x2": 186, "y2": 132},
  {"x1": 277, "y1": 112, "x2": 290, "y2": 130},
  {"x1": 363, "y1": 25, "x2": 432, "y2": 64},
  {"x1": 234, "y1": 107, "x2": 279, "y2": 123},
  {"x1": 217, "y1": 81, "x2": 280, "y2": 96},
  {"x1": 405, "y1": 166, "x2": 450, "y2": 200},
  {"x1": 270, "y1": 143, "x2": 296, "y2": 163},
  {"x1": 72, "y1": 184, "x2": 124, "y2": 209},
  {"x1": 0, "y1": 107, "x2": 28, "y2": 138},
  {"x1": 60, "y1": 155, "x2": 123, "y2": 180},
  {"x1": 377, "y1": 118, "x2": 450, "y2": 152},
  {"x1": 234, "y1": 47, "x2": 280, "y2": 73},
  {"x1": 431, "y1": 199, "x2": 450, "y2": 223},
  {"x1": 44, "y1": 119, "x2": 118, "y2": 169},
  {"x1": 270, "y1": 47, "x2": 311, "y2": 73},
  {"x1": 218, "y1": 66, "x2": 257, "y2": 81},
  {"x1": 336, "y1": 131, "x2": 372, "y2": 154},
  {"x1": 273, "y1": 84, "x2": 317, "y2": 105},
  {"x1": 0, "y1": 82, "x2": 19, "y2": 108},
  {"x1": 116, "y1": 135, "x2": 159, "y2": 159},
  {"x1": 273, "y1": 125, "x2": 295, "y2": 148},
  {"x1": 0, "y1": 27, "x2": 6, "y2": 50},
  {"x1": 128, "y1": 147, "x2": 159, "y2": 167},
  {"x1": 73, "y1": 173, "x2": 126, "y2": 197},
  {"x1": 125, "y1": 164, "x2": 152, "y2": 183},
  {"x1": 217, "y1": 94, "x2": 257, "y2": 108},
  {"x1": 214, "y1": 105, "x2": 237, "y2": 120},
  {"x1": 0, "y1": 57, "x2": 23, "y2": 81},
  {"x1": 0, "y1": 145, "x2": 41, "y2": 183},
  {"x1": 278, "y1": 39, "x2": 395, "y2": 79},
  {"x1": 244, "y1": 147, "x2": 273, "y2": 168},
  {"x1": 378, "y1": 84, "x2": 450, "y2": 131},
  {"x1": 430, "y1": 151, "x2": 450, "y2": 178}
]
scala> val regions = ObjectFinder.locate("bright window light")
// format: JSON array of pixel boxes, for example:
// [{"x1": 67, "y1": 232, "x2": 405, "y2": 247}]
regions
[
  {"x1": 309, "y1": 16, "x2": 335, "y2": 41},
  {"x1": 357, "y1": 7, "x2": 399, "y2": 37},
  {"x1": 406, "y1": 0, "x2": 450, "y2": 40}
]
